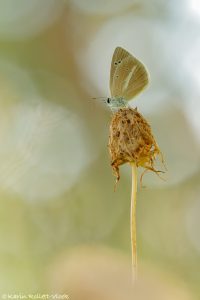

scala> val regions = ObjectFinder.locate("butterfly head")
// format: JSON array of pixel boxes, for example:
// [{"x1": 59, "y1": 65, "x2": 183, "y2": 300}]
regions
[{"x1": 106, "y1": 97, "x2": 128, "y2": 112}]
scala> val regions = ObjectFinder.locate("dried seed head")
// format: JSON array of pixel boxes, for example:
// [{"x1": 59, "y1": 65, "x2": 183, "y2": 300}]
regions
[{"x1": 108, "y1": 107, "x2": 164, "y2": 184}]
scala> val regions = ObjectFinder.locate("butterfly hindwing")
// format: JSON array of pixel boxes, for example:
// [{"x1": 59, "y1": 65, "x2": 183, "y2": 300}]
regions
[{"x1": 123, "y1": 59, "x2": 149, "y2": 100}]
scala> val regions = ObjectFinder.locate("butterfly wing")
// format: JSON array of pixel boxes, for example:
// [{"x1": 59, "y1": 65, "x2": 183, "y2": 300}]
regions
[
  {"x1": 110, "y1": 47, "x2": 130, "y2": 91},
  {"x1": 110, "y1": 47, "x2": 149, "y2": 100}
]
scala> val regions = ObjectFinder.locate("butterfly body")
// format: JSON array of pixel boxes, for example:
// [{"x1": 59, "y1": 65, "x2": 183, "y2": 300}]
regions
[
  {"x1": 107, "y1": 47, "x2": 149, "y2": 111},
  {"x1": 106, "y1": 97, "x2": 129, "y2": 112}
]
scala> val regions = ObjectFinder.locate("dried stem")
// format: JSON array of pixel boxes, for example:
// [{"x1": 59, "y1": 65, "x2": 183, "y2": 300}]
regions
[{"x1": 130, "y1": 162, "x2": 137, "y2": 283}]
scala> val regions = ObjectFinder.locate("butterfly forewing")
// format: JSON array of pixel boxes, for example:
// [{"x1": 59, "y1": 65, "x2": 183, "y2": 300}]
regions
[
  {"x1": 111, "y1": 55, "x2": 136, "y2": 98},
  {"x1": 109, "y1": 47, "x2": 130, "y2": 94},
  {"x1": 110, "y1": 47, "x2": 149, "y2": 100}
]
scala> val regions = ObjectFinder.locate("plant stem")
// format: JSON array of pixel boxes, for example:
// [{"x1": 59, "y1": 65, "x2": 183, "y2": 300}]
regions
[{"x1": 130, "y1": 162, "x2": 137, "y2": 283}]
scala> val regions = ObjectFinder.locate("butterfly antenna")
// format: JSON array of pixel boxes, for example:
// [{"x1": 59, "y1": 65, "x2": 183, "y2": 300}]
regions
[{"x1": 91, "y1": 96, "x2": 107, "y2": 100}]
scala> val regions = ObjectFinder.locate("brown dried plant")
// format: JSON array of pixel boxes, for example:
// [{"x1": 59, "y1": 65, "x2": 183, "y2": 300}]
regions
[{"x1": 108, "y1": 107, "x2": 165, "y2": 282}]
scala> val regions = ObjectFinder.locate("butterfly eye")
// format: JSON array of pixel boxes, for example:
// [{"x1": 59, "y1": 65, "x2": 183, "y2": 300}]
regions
[
  {"x1": 107, "y1": 98, "x2": 111, "y2": 104},
  {"x1": 114, "y1": 62, "x2": 118, "y2": 66},
  {"x1": 118, "y1": 60, "x2": 121, "y2": 64}
]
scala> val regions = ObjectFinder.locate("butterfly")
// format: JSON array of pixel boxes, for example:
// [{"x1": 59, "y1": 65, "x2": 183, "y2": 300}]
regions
[{"x1": 106, "y1": 47, "x2": 149, "y2": 112}]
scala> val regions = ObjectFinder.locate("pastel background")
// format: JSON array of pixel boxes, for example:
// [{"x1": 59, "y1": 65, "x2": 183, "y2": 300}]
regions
[{"x1": 0, "y1": 0, "x2": 200, "y2": 299}]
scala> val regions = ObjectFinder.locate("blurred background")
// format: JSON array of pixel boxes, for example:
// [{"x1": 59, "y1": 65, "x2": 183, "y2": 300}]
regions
[{"x1": 0, "y1": 0, "x2": 200, "y2": 299}]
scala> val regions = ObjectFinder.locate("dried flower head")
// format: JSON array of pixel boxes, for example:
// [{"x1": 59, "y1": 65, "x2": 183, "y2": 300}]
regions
[{"x1": 108, "y1": 107, "x2": 164, "y2": 184}]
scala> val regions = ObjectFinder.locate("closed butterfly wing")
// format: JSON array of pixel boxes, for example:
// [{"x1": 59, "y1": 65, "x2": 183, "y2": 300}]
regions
[
  {"x1": 110, "y1": 47, "x2": 130, "y2": 92},
  {"x1": 110, "y1": 47, "x2": 149, "y2": 100}
]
